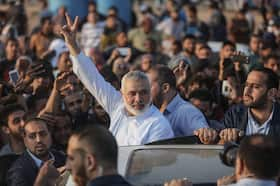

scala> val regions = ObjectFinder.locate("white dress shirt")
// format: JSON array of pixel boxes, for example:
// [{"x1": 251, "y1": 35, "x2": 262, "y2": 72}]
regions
[{"x1": 71, "y1": 52, "x2": 174, "y2": 146}]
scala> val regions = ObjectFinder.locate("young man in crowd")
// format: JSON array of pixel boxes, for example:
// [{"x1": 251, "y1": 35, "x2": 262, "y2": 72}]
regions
[
  {"x1": 0, "y1": 104, "x2": 25, "y2": 156},
  {"x1": 66, "y1": 125, "x2": 132, "y2": 186},
  {"x1": 0, "y1": 37, "x2": 19, "y2": 81},
  {"x1": 29, "y1": 16, "x2": 54, "y2": 59},
  {"x1": 7, "y1": 118, "x2": 65, "y2": 186},
  {"x1": 219, "y1": 67, "x2": 280, "y2": 143},
  {"x1": 217, "y1": 134, "x2": 280, "y2": 186},
  {"x1": 147, "y1": 65, "x2": 217, "y2": 144}
]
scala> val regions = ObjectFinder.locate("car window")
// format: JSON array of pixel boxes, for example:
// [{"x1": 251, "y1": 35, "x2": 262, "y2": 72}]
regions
[{"x1": 125, "y1": 148, "x2": 233, "y2": 186}]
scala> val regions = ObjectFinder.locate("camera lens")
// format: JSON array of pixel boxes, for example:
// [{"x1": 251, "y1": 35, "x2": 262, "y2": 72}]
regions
[{"x1": 220, "y1": 142, "x2": 240, "y2": 167}]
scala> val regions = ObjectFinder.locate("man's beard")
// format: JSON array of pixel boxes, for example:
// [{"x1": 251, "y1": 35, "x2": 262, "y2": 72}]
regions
[
  {"x1": 183, "y1": 48, "x2": 194, "y2": 55},
  {"x1": 152, "y1": 91, "x2": 164, "y2": 109},
  {"x1": 71, "y1": 109, "x2": 83, "y2": 118},
  {"x1": 73, "y1": 163, "x2": 88, "y2": 186},
  {"x1": 124, "y1": 98, "x2": 152, "y2": 116},
  {"x1": 33, "y1": 142, "x2": 49, "y2": 159},
  {"x1": 243, "y1": 92, "x2": 268, "y2": 109},
  {"x1": 10, "y1": 128, "x2": 23, "y2": 141}
]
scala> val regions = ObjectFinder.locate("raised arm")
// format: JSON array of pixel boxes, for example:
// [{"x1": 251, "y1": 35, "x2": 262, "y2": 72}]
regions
[
  {"x1": 38, "y1": 72, "x2": 71, "y2": 116},
  {"x1": 60, "y1": 14, "x2": 121, "y2": 114}
]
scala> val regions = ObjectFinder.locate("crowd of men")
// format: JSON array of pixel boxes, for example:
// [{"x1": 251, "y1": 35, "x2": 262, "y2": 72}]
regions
[{"x1": 0, "y1": 0, "x2": 280, "y2": 185}]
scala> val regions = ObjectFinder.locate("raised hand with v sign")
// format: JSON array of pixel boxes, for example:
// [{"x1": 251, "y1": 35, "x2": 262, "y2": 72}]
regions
[{"x1": 59, "y1": 13, "x2": 80, "y2": 56}]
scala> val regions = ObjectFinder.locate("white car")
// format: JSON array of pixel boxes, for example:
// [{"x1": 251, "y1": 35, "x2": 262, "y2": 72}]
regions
[
  {"x1": 119, "y1": 144, "x2": 234, "y2": 186},
  {"x1": 66, "y1": 138, "x2": 234, "y2": 186}
]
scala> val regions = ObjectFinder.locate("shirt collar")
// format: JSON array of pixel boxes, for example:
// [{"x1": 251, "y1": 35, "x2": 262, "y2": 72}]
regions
[
  {"x1": 27, "y1": 149, "x2": 55, "y2": 168},
  {"x1": 248, "y1": 104, "x2": 274, "y2": 126},
  {"x1": 237, "y1": 178, "x2": 276, "y2": 186},
  {"x1": 165, "y1": 94, "x2": 181, "y2": 114}
]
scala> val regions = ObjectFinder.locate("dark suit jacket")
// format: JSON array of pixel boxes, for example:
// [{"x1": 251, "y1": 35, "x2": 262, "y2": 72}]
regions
[
  {"x1": 6, "y1": 149, "x2": 65, "y2": 186},
  {"x1": 223, "y1": 102, "x2": 280, "y2": 138},
  {"x1": 88, "y1": 175, "x2": 132, "y2": 186},
  {"x1": 0, "y1": 154, "x2": 19, "y2": 186}
]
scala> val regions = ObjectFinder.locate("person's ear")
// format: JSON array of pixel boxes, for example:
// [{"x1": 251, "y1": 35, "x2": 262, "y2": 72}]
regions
[
  {"x1": 267, "y1": 88, "x2": 277, "y2": 101},
  {"x1": 86, "y1": 153, "x2": 97, "y2": 172},
  {"x1": 2, "y1": 125, "x2": 10, "y2": 135},
  {"x1": 161, "y1": 83, "x2": 170, "y2": 94}
]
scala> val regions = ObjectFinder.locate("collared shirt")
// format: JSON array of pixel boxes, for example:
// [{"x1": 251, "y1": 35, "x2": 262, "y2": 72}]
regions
[
  {"x1": 27, "y1": 149, "x2": 55, "y2": 168},
  {"x1": 228, "y1": 178, "x2": 276, "y2": 186},
  {"x1": 246, "y1": 107, "x2": 274, "y2": 135},
  {"x1": 71, "y1": 52, "x2": 174, "y2": 146},
  {"x1": 163, "y1": 94, "x2": 209, "y2": 136}
]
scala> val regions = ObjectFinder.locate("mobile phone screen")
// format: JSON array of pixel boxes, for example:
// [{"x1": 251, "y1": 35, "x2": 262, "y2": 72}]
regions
[
  {"x1": 118, "y1": 48, "x2": 129, "y2": 56},
  {"x1": 9, "y1": 71, "x2": 19, "y2": 84},
  {"x1": 222, "y1": 80, "x2": 231, "y2": 98}
]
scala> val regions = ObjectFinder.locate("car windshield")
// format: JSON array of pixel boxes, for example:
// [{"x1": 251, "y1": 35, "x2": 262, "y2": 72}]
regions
[{"x1": 125, "y1": 147, "x2": 234, "y2": 186}]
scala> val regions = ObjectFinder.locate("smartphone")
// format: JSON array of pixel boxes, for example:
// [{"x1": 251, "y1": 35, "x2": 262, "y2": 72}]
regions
[
  {"x1": 9, "y1": 69, "x2": 19, "y2": 85},
  {"x1": 222, "y1": 80, "x2": 232, "y2": 98},
  {"x1": 117, "y1": 47, "x2": 129, "y2": 56},
  {"x1": 230, "y1": 53, "x2": 250, "y2": 64}
]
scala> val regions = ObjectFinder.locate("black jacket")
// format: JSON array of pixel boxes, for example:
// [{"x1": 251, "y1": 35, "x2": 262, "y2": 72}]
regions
[
  {"x1": 6, "y1": 149, "x2": 65, "y2": 186},
  {"x1": 223, "y1": 102, "x2": 280, "y2": 138},
  {"x1": 88, "y1": 175, "x2": 132, "y2": 186}
]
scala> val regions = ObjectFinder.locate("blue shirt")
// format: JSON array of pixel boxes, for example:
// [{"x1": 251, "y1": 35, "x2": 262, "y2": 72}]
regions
[
  {"x1": 246, "y1": 106, "x2": 274, "y2": 135},
  {"x1": 27, "y1": 149, "x2": 55, "y2": 168},
  {"x1": 228, "y1": 178, "x2": 276, "y2": 186},
  {"x1": 163, "y1": 94, "x2": 209, "y2": 136}
]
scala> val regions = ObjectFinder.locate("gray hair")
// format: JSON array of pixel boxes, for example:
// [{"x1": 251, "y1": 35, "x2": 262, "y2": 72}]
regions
[{"x1": 121, "y1": 71, "x2": 150, "y2": 91}]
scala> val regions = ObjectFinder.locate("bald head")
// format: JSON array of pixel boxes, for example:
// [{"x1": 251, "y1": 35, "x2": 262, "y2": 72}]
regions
[{"x1": 70, "y1": 125, "x2": 118, "y2": 169}]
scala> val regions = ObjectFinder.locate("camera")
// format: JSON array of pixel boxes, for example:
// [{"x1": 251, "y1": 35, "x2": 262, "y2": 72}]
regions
[{"x1": 219, "y1": 142, "x2": 239, "y2": 167}]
